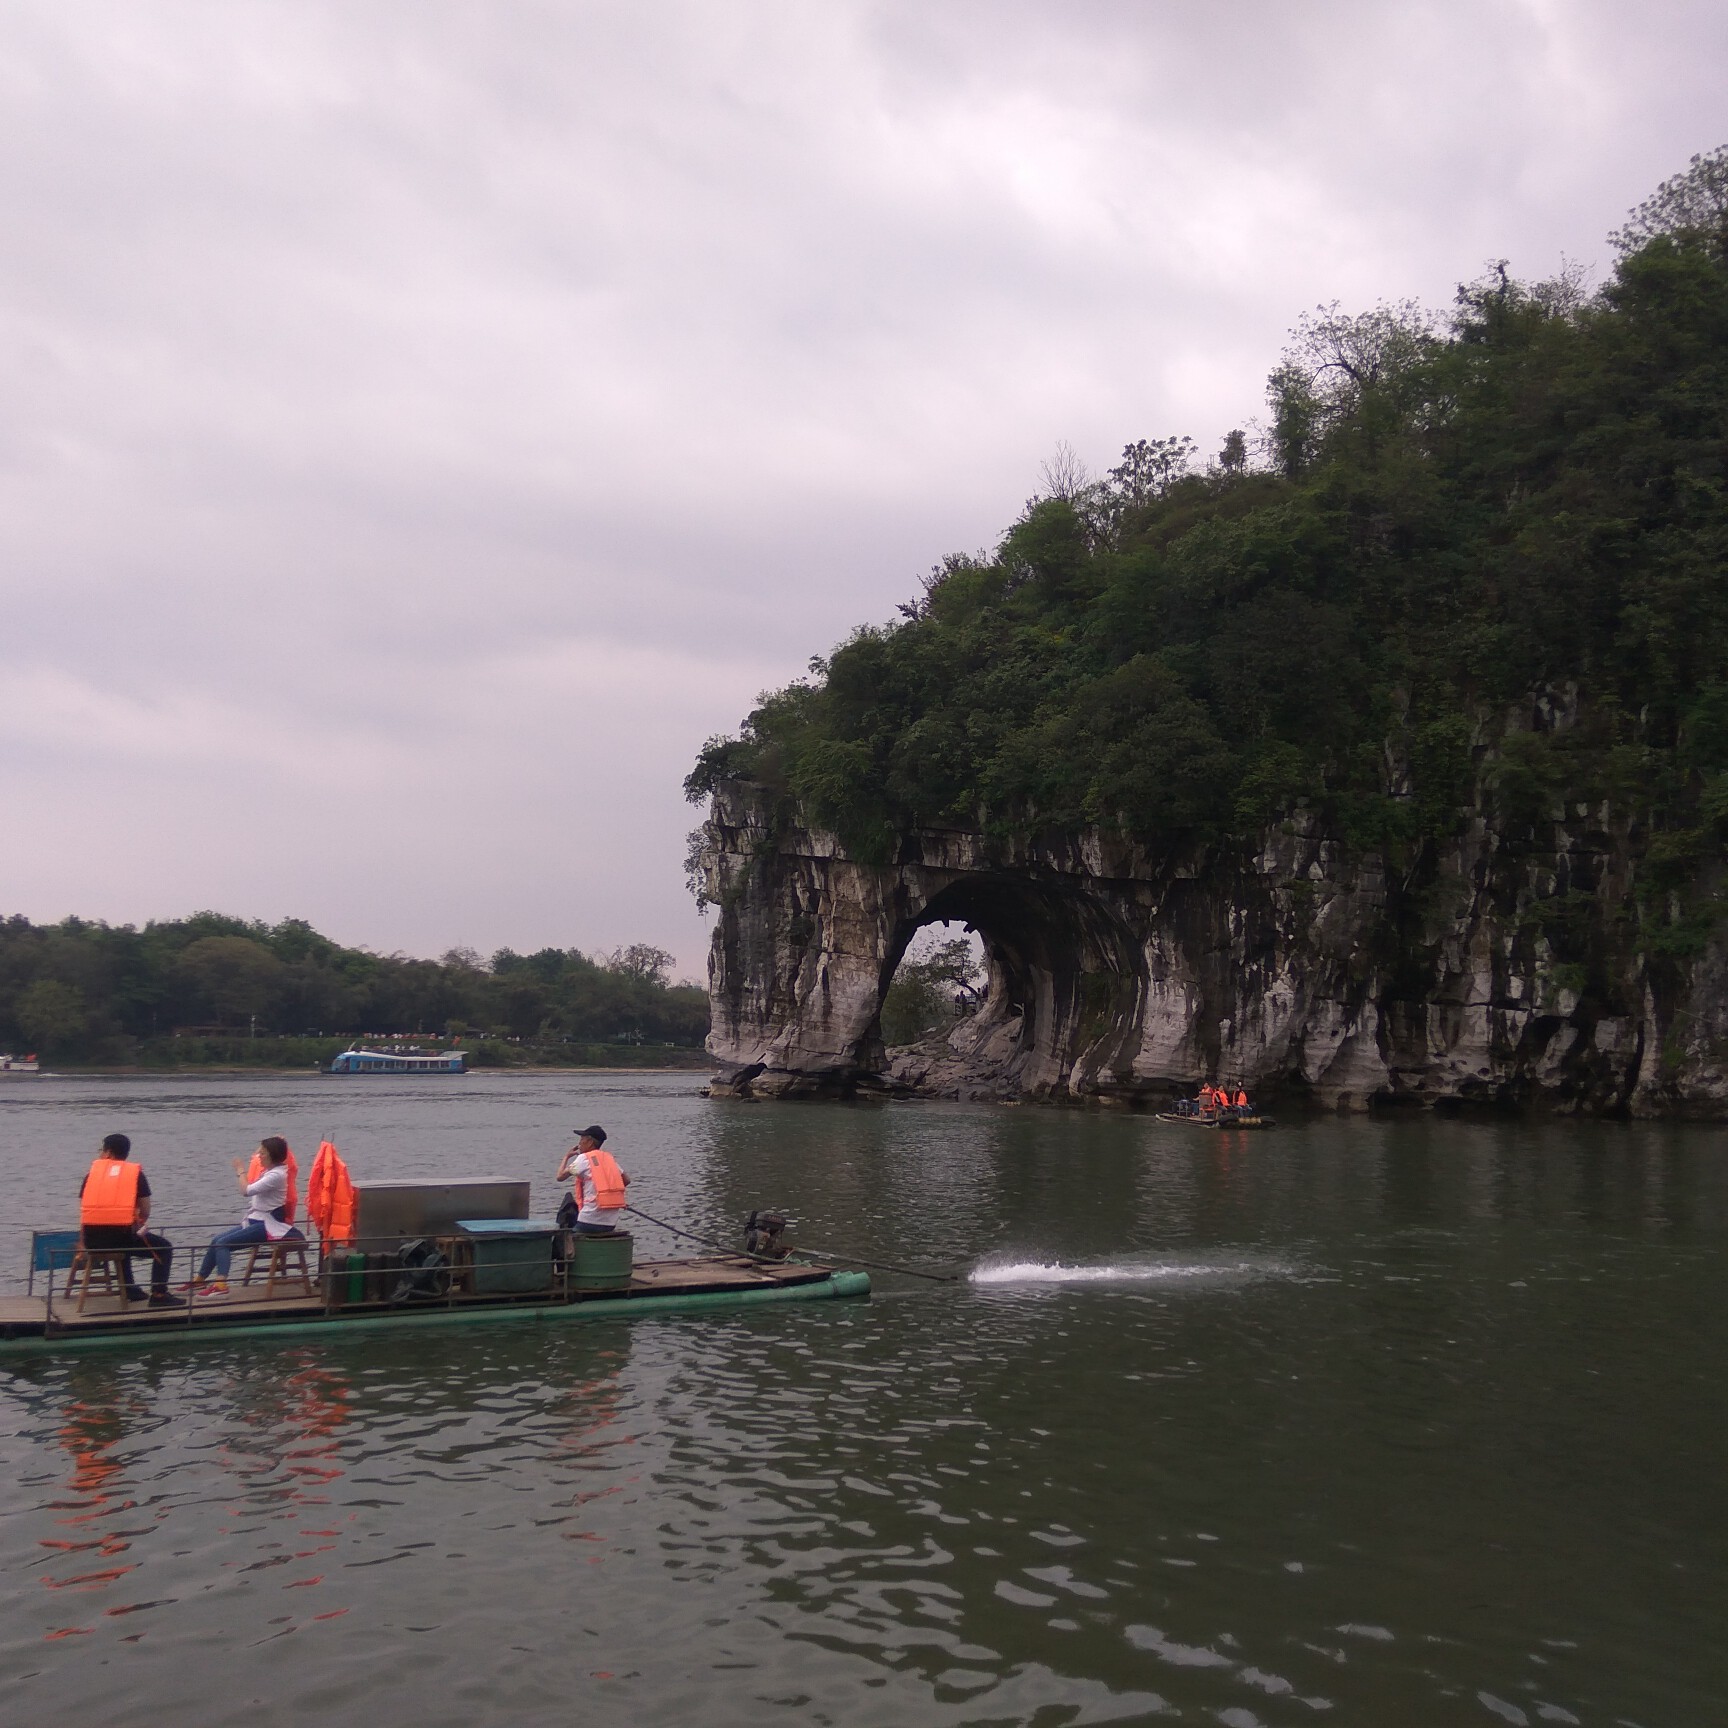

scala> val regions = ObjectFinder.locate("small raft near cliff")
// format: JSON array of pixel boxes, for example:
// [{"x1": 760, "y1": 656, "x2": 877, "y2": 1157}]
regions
[{"x1": 1154, "y1": 1111, "x2": 1277, "y2": 1130}]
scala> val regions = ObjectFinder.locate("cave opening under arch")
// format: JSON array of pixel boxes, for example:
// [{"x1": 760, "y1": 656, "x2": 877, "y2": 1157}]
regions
[{"x1": 867, "y1": 871, "x2": 1148, "y2": 1095}]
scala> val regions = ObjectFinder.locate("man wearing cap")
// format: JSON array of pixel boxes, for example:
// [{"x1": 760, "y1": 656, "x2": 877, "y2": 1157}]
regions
[{"x1": 555, "y1": 1126, "x2": 630, "y2": 1235}]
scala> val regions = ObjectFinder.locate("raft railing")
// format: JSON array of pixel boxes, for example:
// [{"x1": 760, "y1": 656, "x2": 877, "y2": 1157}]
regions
[{"x1": 24, "y1": 1220, "x2": 775, "y2": 1336}]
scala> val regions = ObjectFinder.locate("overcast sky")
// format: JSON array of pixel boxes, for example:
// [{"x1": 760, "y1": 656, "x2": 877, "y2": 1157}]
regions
[{"x1": 1, "y1": 2, "x2": 1722, "y2": 979}]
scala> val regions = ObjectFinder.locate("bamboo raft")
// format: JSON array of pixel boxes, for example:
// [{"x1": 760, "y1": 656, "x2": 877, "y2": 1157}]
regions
[{"x1": 0, "y1": 1253, "x2": 869, "y2": 1357}]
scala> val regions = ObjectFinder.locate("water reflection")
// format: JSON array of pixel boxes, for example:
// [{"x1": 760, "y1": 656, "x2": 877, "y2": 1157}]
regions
[
  {"x1": 4, "y1": 1325, "x2": 639, "y2": 1691},
  {"x1": 37, "y1": 1374, "x2": 152, "y2": 1634},
  {"x1": 3, "y1": 1078, "x2": 1728, "y2": 1725}
]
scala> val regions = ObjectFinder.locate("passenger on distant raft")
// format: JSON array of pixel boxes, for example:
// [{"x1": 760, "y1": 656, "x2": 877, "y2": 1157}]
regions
[
  {"x1": 555, "y1": 1126, "x2": 630, "y2": 1235},
  {"x1": 78, "y1": 1132, "x2": 185, "y2": 1307}
]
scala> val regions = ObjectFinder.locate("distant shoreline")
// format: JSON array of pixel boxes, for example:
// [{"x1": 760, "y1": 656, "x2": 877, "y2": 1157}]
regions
[{"x1": 14, "y1": 1063, "x2": 713, "y2": 1078}]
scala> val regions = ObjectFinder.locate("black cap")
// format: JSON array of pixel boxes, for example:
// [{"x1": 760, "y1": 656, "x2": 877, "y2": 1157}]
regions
[{"x1": 575, "y1": 1125, "x2": 607, "y2": 1145}]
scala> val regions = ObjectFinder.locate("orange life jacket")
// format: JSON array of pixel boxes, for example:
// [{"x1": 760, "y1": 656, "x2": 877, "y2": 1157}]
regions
[
  {"x1": 247, "y1": 1146, "x2": 299, "y2": 1223},
  {"x1": 80, "y1": 1157, "x2": 142, "y2": 1229},
  {"x1": 306, "y1": 1141, "x2": 357, "y2": 1246},
  {"x1": 1234, "y1": 1089, "x2": 1249, "y2": 1109},
  {"x1": 581, "y1": 1148, "x2": 627, "y2": 1213}
]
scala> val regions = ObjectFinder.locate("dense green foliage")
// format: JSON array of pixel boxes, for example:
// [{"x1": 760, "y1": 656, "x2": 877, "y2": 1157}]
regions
[
  {"x1": 0, "y1": 912, "x2": 708, "y2": 1065},
  {"x1": 690, "y1": 152, "x2": 1728, "y2": 931}
]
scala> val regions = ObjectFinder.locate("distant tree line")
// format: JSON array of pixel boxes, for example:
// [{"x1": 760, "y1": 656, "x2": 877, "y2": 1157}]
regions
[{"x1": 0, "y1": 912, "x2": 709, "y2": 1063}]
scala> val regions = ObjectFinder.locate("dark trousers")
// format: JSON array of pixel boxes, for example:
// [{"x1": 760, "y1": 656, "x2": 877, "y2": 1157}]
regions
[
  {"x1": 82, "y1": 1225, "x2": 174, "y2": 1297},
  {"x1": 556, "y1": 1197, "x2": 618, "y2": 1235}
]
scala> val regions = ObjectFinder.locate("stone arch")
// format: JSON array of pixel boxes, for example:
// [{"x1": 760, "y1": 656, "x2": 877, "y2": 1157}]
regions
[
  {"x1": 698, "y1": 779, "x2": 1698, "y2": 1114},
  {"x1": 869, "y1": 871, "x2": 1150, "y2": 1098}
]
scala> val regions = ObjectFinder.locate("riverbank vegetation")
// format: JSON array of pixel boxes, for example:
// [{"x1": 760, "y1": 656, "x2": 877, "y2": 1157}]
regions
[
  {"x1": 688, "y1": 149, "x2": 1728, "y2": 958},
  {"x1": 0, "y1": 912, "x2": 708, "y2": 1066}
]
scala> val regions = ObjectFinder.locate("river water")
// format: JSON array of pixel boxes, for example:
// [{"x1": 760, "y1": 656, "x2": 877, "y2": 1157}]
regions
[{"x1": 0, "y1": 1073, "x2": 1723, "y2": 1727}]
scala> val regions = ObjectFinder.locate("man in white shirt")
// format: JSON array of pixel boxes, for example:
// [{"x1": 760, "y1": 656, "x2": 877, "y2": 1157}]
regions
[{"x1": 555, "y1": 1125, "x2": 630, "y2": 1235}]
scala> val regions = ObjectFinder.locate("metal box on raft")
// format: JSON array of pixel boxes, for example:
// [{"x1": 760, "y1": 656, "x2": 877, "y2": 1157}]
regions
[
  {"x1": 569, "y1": 1231, "x2": 633, "y2": 1292},
  {"x1": 352, "y1": 1179, "x2": 530, "y2": 1248},
  {"x1": 457, "y1": 1219, "x2": 558, "y2": 1296}
]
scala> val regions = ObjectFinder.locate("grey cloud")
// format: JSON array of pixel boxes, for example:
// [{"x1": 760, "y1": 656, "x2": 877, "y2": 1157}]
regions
[{"x1": 1, "y1": 0, "x2": 1722, "y2": 972}]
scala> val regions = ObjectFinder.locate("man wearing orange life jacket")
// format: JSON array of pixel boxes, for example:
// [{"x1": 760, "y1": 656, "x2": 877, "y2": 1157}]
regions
[
  {"x1": 77, "y1": 1132, "x2": 184, "y2": 1307},
  {"x1": 555, "y1": 1125, "x2": 630, "y2": 1235}
]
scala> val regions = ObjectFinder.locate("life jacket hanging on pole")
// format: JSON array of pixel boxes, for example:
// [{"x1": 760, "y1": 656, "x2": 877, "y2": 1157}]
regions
[{"x1": 307, "y1": 1140, "x2": 357, "y2": 1245}]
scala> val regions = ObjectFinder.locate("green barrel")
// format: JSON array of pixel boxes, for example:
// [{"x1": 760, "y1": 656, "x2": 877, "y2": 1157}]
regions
[
  {"x1": 569, "y1": 1230, "x2": 633, "y2": 1292},
  {"x1": 332, "y1": 1250, "x2": 368, "y2": 1305}
]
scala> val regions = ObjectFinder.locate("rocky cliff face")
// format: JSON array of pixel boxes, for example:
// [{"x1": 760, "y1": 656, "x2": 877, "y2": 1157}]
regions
[{"x1": 696, "y1": 779, "x2": 1728, "y2": 1117}]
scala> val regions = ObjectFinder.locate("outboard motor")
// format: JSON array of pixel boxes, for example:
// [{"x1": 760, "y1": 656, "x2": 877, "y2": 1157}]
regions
[
  {"x1": 390, "y1": 1237, "x2": 452, "y2": 1303},
  {"x1": 742, "y1": 1210, "x2": 790, "y2": 1259}
]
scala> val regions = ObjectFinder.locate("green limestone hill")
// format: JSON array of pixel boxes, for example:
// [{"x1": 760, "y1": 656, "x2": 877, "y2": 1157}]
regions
[
  {"x1": 687, "y1": 149, "x2": 1728, "y2": 1115},
  {"x1": 693, "y1": 148, "x2": 1728, "y2": 967}
]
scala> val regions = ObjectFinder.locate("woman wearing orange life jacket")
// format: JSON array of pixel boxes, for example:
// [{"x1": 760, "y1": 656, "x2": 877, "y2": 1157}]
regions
[
  {"x1": 187, "y1": 1136, "x2": 306, "y2": 1297},
  {"x1": 555, "y1": 1125, "x2": 630, "y2": 1235},
  {"x1": 245, "y1": 1142, "x2": 298, "y2": 1224}
]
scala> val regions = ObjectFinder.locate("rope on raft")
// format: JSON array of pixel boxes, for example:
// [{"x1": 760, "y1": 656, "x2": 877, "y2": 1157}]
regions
[{"x1": 621, "y1": 1204, "x2": 961, "y2": 1285}]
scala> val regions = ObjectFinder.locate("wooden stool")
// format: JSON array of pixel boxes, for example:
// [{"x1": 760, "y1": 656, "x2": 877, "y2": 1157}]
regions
[
  {"x1": 238, "y1": 1237, "x2": 315, "y2": 1299},
  {"x1": 64, "y1": 1245, "x2": 136, "y2": 1313}
]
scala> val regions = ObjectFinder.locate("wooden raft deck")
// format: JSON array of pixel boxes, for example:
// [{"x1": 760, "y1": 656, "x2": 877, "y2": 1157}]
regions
[{"x1": 0, "y1": 1255, "x2": 847, "y2": 1347}]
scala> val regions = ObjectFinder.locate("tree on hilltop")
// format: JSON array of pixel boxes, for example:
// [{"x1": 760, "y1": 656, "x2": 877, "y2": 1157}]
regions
[{"x1": 1613, "y1": 144, "x2": 1728, "y2": 257}]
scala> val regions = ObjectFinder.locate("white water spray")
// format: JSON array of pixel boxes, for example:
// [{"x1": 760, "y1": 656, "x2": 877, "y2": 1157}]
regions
[{"x1": 969, "y1": 1257, "x2": 1284, "y2": 1286}]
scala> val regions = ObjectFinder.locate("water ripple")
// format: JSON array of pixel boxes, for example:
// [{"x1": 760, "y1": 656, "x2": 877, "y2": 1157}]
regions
[{"x1": 3, "y1": 1075, "x2": 1723, "y2": 1726}]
